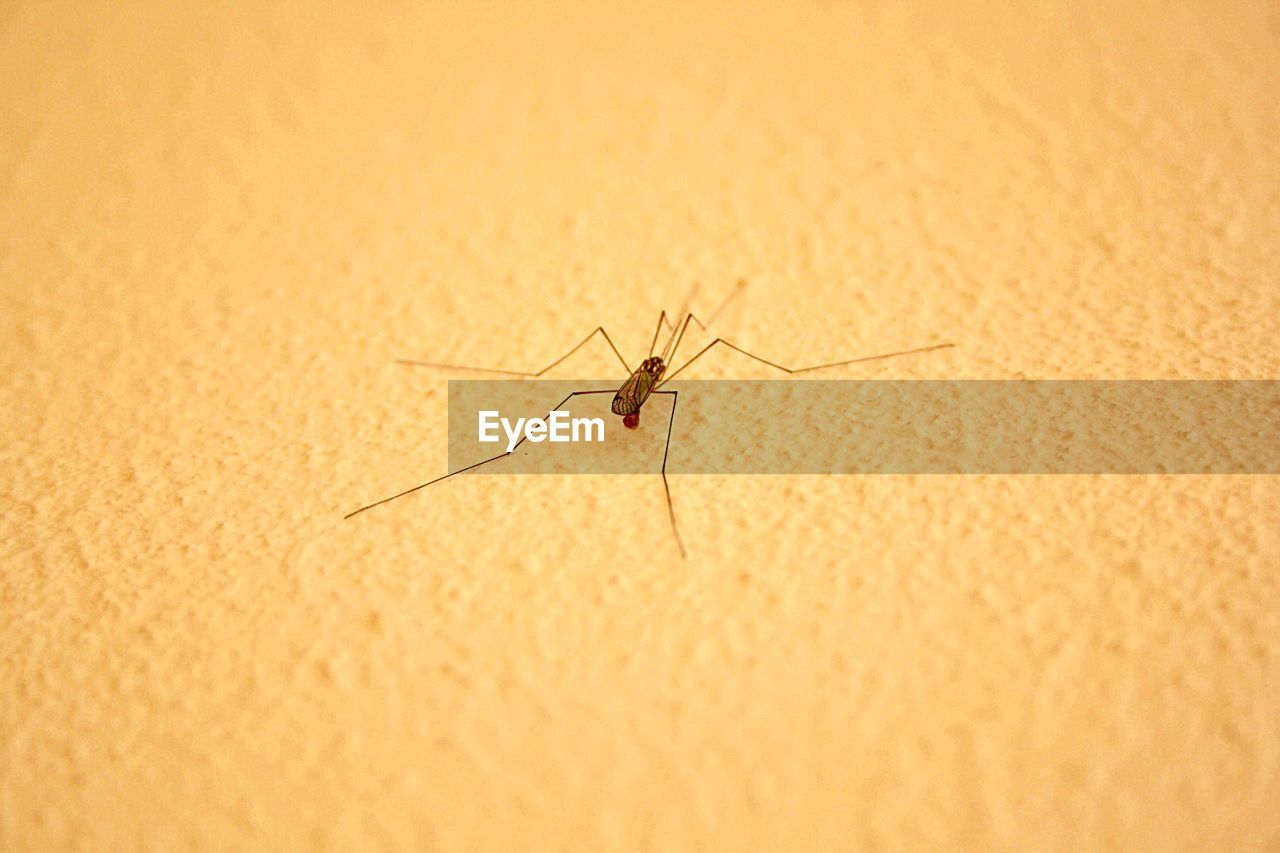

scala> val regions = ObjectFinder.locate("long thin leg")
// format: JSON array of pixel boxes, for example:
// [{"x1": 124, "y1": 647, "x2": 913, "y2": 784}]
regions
[
  {"x1": 658, "y1": 280, "x2": 748, "y2": 365},
  {"x1": 661, "y1": 312, "x2": 712, "y2": 366},
  {"x1": 651, "y1": 390, "x2": 686, "y2": 559},
  {"x1": 650, "y1": 311, "x2": 706, "y2": 362},
  {"x1": 648, "y1": 281, "x2": 705, "y2": 357},
  {"x1": 648, "y1": 311, "x2": 676, "y2": 358},
  {"x1": 647, "y1": 279, "x2": 750, "y2": 359},
  {"x1": 659, "y1": 340, "x2": 955, "y2": 385},
  {"x1": 344, "y1": 389, "x2": 616, "y2": 519},
  {"x1": 398, "y1": 327, "x2": 631, "y2": 376}
]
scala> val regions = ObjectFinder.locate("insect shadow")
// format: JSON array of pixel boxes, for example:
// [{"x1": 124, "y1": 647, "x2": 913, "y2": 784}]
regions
[{"x1": 346, "y1": 280, "x2": 953, "y2": 557}]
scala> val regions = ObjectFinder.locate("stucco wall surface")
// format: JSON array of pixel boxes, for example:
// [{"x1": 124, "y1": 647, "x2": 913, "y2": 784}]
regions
[{"x1": 2, "y1": 2, "x2": 1278, "y2": 850}]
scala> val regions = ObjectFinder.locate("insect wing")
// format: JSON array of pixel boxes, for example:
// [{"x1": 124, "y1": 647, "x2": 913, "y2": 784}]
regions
[{"x1": 611, "y1": 369, "x2": 655, "y2": 415}]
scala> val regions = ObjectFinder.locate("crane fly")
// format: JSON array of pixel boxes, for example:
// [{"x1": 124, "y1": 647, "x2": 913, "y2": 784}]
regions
[{"x1": 345, "y1": 280, "x2": 954, "y2": 557}]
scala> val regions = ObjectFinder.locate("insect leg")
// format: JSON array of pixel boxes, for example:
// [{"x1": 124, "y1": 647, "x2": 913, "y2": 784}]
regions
[
  {"x1": 648, "y1": 281, "x2": 705, "y2": 357},
  {"x1": 648, "y1": 311, "x2": 675, "y2": 358},
  {"x1": 659, "y1": 279, "x2": 749, "y2": 365},
  {"x1": 661, "y1": 311, "x2": 716, "y2": 366},
  {"x1": 344, "y1": 389, "x2": 616, "y2": 519},
  {"x1": 660, "y1": 340, "x2": 955, "y2": 385},
  {"x1": 651, "y1": 390, "x2": 686, "y2": 559},
  {"x1": 398, "y1": 327, "x2": 631, "y2": 376}
]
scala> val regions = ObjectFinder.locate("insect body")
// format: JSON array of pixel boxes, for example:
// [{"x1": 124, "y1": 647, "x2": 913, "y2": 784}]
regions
[
  {"x1": 612, "y1": 356, "x2": 666, "y2": 429},
  {"x1": 347, "y1": 280, "x2": 954, "y2": 558}
]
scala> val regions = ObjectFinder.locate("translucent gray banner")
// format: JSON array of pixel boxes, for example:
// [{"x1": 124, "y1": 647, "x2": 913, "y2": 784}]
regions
[{"x1": 447, "y1": 380, "x2": 1279, "y2": 474}]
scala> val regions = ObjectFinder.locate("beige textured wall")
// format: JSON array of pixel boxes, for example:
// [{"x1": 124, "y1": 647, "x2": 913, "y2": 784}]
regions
[{"x1": 2, "y1": 1, "x2": 1277, "y2": 849}]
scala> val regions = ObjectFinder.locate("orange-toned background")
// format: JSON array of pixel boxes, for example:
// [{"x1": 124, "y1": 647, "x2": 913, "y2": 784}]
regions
[{"x1": 2, "y1": 2, "x2": 1277, "y2": 849}]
